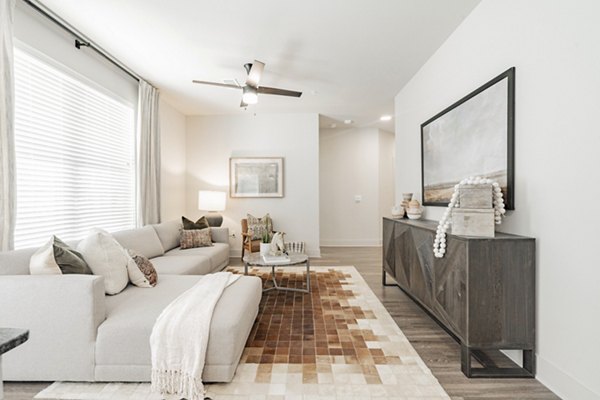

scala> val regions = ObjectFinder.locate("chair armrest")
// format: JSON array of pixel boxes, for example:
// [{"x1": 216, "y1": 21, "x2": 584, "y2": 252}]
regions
[
  {"x1": 0, "y1": 274, "x2": 106, "y2": 381},
  {"x1": 211, "y1": 227, "x2": 229, "y2": 244}
]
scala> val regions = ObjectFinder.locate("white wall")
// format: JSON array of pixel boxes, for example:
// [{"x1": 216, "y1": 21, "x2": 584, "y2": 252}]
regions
[
  {"x1": 186, "y1": 113, "x2": 320, "y2": 257},
  {"x1": 319, "y1": 128, "x2": 394, "y2": 246},
  {"x1": 394, "y1": 1, "x2": 600, "y2": 398},
  {"x1": 378, "y1": 130, "x2": 395, "y2": 233},
  {"x1": 159, "y1": 99, "x2": 187, "y2": 221},
  {"x1": 13, "y1": 1, "x2": 137, "y2": 105}
]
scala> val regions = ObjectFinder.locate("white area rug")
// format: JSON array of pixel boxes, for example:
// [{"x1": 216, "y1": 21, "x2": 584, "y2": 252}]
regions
[{"x1": 36, "y1": 266, "x2": 449, "y2": 400}]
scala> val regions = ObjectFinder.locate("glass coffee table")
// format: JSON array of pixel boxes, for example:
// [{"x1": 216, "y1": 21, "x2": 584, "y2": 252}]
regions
[{"x1": 243, "y1": 253, "x2": 310, "y2": 293}]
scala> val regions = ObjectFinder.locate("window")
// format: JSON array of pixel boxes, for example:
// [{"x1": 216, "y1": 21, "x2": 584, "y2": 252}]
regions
[{"x1": 13, "y1": 46, "x2": 136, "y2": 249}]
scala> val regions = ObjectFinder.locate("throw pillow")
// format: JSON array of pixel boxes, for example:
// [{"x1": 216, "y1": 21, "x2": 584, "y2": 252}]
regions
[
  {"x1": 182, "y1": 216, "x2": 210, "y2": 230},
  {"x1": 247, "y1": 213, "x2": 273, "y2": 240},
  {"x1": 180, "y1": 228, "x2": 213, "y2": 249},
  {"x1": 126, "y1": 249, "x2": 158, "y2": 288},
  {"x1": 77, "y1": 229, "x2": 129, "y2": 295},
  {"x1": 30, "y1": 236, "x2": 92, "y2": 275}
]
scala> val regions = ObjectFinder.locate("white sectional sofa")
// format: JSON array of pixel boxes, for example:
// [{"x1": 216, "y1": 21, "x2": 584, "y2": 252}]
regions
[{"x1": 0, "y1": 220, "x2": 262, "y2": 383}]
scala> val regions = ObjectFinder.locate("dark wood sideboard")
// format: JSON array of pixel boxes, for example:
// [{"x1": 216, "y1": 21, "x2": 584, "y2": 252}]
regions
[{"x1": 382, "y1": 217, "x2": 535, "y2": 378}]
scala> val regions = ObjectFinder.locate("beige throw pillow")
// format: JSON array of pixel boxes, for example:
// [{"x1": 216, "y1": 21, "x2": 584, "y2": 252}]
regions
[
  {"x1": 180, "y1": 228, "x2": 213, "y2": 249},
  {"x1": 77, "y1": 229, "x2": 129, "y2": 295},
  {"x1": 247, "y1": 213, "x2": 273, "y2": 240},
  {"x1": 126, "y1": 249, "x2": 158, "y2": 288},
  {"x1": 30, "y1": 236, "x2": 92, "y2": 275}
]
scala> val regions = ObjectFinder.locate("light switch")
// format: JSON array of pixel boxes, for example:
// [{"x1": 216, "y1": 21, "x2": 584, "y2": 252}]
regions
[{"x1": 354, "y1": 195, "x2": 362, "y2": 203}]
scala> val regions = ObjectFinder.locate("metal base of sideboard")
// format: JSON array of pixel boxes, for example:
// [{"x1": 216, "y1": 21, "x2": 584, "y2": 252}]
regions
[{"x1": 384, "y1": 268, "x2": 535, "y2": 379}]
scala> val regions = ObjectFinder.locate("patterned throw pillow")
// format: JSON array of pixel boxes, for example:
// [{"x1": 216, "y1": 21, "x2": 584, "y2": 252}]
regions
[
  {"x1": 182, "y1": 216, "x2": 210, "y2": 230},
  {"x1": 180, "y1": 228, "x2": 213, "y2": 249},
  {"x1": 30, "y1": 236, "x2": 92, "y2": 275},
  {"x1": 126, "y1": 249, "x2": 158, "y2": 288},
  {"x1": 247, "y1": 213, "x2": 273, "y2": 241}
]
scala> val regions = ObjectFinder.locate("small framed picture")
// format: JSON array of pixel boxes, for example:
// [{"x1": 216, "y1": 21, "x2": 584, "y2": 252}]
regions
[{"x1": 230, "y1": 157, "x2": 284, "y2": 198}]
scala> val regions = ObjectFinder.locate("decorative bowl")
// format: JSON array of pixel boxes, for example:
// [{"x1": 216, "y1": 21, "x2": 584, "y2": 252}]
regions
[
  {"x1": 402, "y1": 193, "x2": 413, "y2": 201},
  {"x1": 407, "y1": 213, "x2": 422, "y2": 220}
]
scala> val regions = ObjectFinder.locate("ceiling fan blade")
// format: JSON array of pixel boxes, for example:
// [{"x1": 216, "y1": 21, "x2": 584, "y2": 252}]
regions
[
  {"x1": 257, "y1": 86, "x2": 302, "y2": 97},
  {"x1": 192, "y1": 80, "x2": 241, "y2": 90},
  {"x1": 245, "y1": 60, "x2": 265, "y2": 88}
]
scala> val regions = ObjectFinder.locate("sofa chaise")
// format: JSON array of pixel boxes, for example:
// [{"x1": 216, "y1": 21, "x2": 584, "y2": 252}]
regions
[{"x1": 0, "y1": 220, "x2": 262, "y2": 382}]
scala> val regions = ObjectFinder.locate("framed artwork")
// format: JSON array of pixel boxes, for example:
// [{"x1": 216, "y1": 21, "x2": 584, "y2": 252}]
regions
[
  {"x1": 230, "y1": 157, "x2": 284, "y2": 198},
  {"x1": 421, "y1": 67, "x2": 515, "y2": 209}
]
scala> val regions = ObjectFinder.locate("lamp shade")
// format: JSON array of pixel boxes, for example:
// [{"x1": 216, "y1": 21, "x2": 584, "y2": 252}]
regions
[{"x1": 198, "y1": 190, "x2": 226, "y2": 212}]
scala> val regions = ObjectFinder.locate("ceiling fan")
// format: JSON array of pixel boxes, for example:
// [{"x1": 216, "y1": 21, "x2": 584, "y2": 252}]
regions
[{"x1": 192, "y1": 60, "x2": 302, "y2": 107}]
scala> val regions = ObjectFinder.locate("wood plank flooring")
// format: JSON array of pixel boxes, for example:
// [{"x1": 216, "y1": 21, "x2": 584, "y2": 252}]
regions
[{"x1": 4, "y1": 246, "x2": 559, "y2": 400}]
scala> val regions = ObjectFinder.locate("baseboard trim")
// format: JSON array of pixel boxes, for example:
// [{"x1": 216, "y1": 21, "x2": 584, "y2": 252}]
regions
[
  {"x1": 535, "y1": 354, "x2": 599, "y2": 400},
  {"x1": 320, "y1": 239, "x2": 382, "y2": 247}
]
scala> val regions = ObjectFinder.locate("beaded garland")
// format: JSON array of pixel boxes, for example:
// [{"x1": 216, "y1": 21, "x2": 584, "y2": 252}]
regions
[{"x1": 433, "y1": 176, "x2": 506, "y2": 258}]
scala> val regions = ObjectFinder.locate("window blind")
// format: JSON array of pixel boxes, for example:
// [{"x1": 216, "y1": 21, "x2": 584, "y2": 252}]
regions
[{"x1": 13, "y1": 47, "x2": 136, "y2": 249}]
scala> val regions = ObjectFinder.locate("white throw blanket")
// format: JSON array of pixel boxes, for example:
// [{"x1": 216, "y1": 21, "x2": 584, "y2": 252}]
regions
[{"x1": 150, "y1": 271, "x2": 240, "y2": 400}]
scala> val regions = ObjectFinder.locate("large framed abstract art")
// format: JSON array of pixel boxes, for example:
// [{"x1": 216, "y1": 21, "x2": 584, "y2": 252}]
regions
[
  {"x1": 230, "y1": 157, "x2": 284, "y2": 198},
  {"x1": 421, "y1": 67, "x2": 515, "y2": 209}
]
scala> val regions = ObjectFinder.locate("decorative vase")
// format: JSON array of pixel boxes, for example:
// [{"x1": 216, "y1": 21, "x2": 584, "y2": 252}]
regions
[
  {"x1": 401, "y1": 193, "x2": 413, "y2": 218},
  {"x1": 260, "y1": 243, "x2": 270, "y2": 256},
  {"x1": 391, "y1": 206, "x2": 405, "y2": 219}
]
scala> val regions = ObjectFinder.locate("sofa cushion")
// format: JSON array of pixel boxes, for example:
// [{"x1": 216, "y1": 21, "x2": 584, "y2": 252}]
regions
[
  {"x1": 0, "y1": 247, "x2": 39, "y2": 275},
  {"x1": 30, "y1": 236, "x2": 92, "y2": 275},
  {"x1": 151, "y1": 220, "x2": 182, "y2": 252},
  {"x1": 150, "y1": 255, "x2": 212, "y2": 275},
  {"x1": 77, "y1": 229, "x2": 129, "y2": 295},
  {"x1": 95, "y1": 275, "x2": 262, "y2": 371},
  {"x1": 164, "y1": 243, "x2": 229, "y2": 270},
  {"x1": 111, "y1": 226, "x2": 164, "y2": 259}
]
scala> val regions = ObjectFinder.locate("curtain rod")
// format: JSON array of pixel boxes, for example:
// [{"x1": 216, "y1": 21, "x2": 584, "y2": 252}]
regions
[{"x1": 21, "y1": 0, "x2": 143, "y2": 83}]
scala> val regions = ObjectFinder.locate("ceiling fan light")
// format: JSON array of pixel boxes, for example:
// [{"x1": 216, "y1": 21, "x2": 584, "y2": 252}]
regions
[{"x1": 242, "y1": 86, "x2": 258, "y2": 104}]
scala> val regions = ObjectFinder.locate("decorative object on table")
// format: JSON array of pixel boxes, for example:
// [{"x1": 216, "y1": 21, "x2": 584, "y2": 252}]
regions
[
  {"x1": 269, "y1": 231, "x2": 287, "y2": 256},
  {"x1": 182, "y1": 215, "x2": 210, "y2": 230},
  {"x1": 391, "y1": 205, "x2": 405, "y2": 219},
  {"x1": 259, "y1": 232, "x2": 271, "y2": 256},
  {"x1": 421, "y1": 67, "x2": 515, "y2": 210},
  {"x1": 285, "y1": 240, "x2": 305, "y2": 253},
  {"x1": 230, "y1": 157, "x2": 284, "y2": 198},
  {"x1": 406, "y1": 199, "x2": 423, "y2": 220},
  {"x1": 433, "y1": 177, "x2": 506, "y2": 258},
  {"x1": 400, "y1": 193, "x2": 413, "y2": 218},
  {"x1": 197, "y1": 190, "x2": 226, "y2": 227}
]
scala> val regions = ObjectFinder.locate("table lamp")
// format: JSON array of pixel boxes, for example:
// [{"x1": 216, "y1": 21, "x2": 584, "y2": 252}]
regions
[{"x1": 198, "y1": 190, "x2": 226, "y2": 227}]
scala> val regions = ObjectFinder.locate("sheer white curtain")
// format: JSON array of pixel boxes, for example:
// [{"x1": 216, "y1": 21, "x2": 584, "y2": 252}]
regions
[
  {"x1": 137, "y1": 80, "x2": 161, "y2": 226},
  {"x1": 0, "y1": 0, "x2": 16, "y2": 251}
]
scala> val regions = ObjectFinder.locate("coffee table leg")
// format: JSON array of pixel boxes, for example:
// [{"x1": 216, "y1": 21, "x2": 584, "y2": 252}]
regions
[{"x1": 244, "y1": 262, "x2": 248, "y2": 275}]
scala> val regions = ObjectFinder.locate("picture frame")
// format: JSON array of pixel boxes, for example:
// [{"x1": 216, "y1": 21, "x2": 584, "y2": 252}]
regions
[
  {"x1": 229, "y1": 157, "x2": 284, "y2": 198},
  {"x1": 421, "y1": 67, "x2": 515, "y2": 210}
]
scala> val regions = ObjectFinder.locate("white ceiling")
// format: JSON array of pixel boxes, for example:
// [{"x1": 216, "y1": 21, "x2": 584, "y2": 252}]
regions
[{"x1": 39, "y1": 0, "x2": 480, "y2": 128}]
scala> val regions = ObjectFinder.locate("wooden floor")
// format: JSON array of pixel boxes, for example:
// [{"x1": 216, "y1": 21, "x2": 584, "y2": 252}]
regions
[{"x1": 4, "y1": 247, "x2": 559, "y2": 400}]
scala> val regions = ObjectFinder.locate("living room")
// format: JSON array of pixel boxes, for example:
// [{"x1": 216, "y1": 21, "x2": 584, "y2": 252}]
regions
[{"x1": 0, "y1": 1, "x2": 598, "y2": 400}]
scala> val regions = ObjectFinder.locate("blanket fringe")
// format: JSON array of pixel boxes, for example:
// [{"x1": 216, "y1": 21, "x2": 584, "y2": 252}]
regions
[{"x1": 151, "y1": 369, "x2": 205, "y2": 400}]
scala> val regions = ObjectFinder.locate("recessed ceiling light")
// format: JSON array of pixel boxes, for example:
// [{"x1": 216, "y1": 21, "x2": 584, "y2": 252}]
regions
[
  {"x1": 344, "y1": 119, "x2": 353, "y2": 124},
  {"x1": 380, "y1": 115, "x2": 392, "y2": 121}
]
